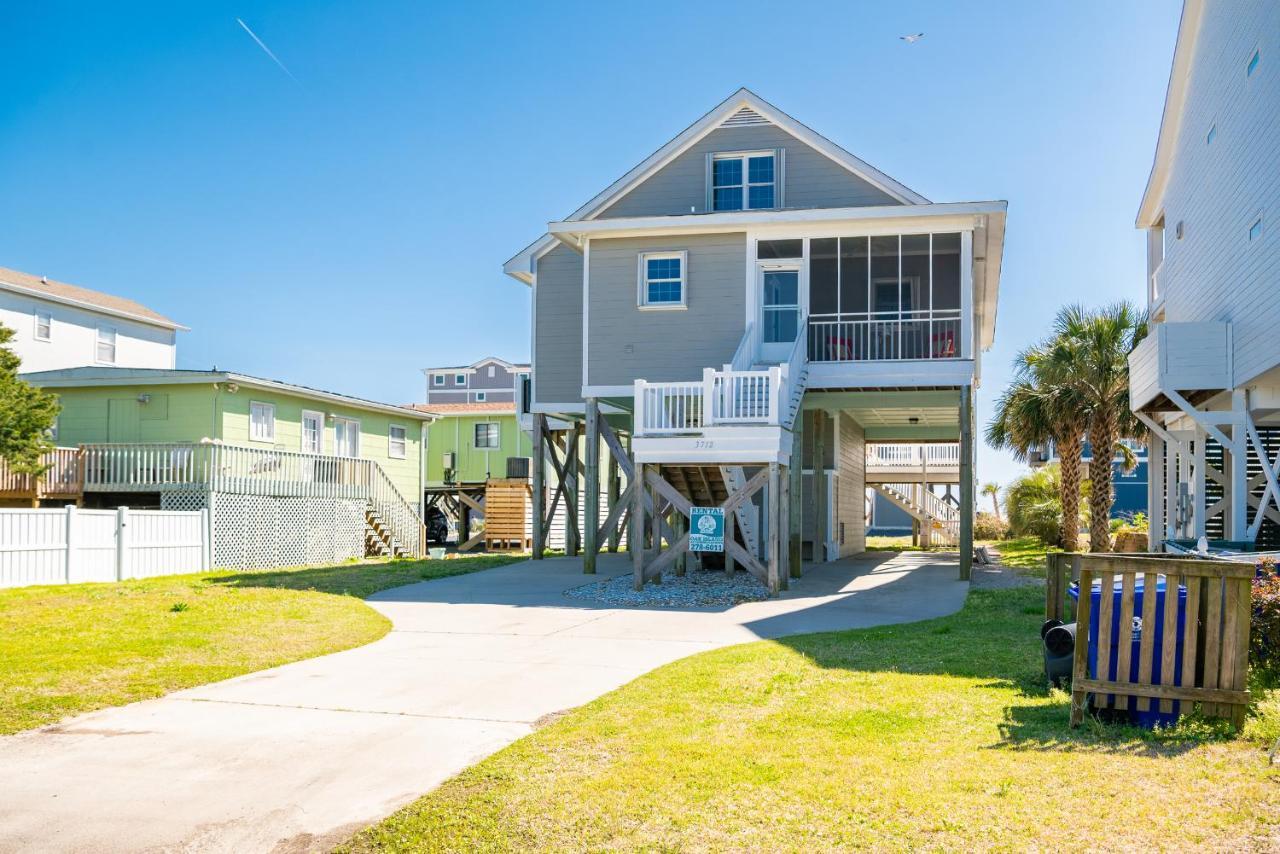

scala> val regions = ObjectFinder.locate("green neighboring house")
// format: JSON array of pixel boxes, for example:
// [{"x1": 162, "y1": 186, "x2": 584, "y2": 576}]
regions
[
  {"x1": 23, "y1": 367, "x2": 433, "y2": 507},
  {"x1": 412, "y1": 402, "x2": 532, "y2": 486}
]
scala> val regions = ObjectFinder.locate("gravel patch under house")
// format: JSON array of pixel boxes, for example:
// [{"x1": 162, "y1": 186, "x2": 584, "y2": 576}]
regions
[{"x1": 564, "y1": 568, "x2": 774, "y2": 608}]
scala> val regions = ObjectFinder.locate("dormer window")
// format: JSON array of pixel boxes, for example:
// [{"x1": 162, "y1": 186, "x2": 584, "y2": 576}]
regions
[{"x1": 710, "y1": 151, "x2": 776, "y2": 211}]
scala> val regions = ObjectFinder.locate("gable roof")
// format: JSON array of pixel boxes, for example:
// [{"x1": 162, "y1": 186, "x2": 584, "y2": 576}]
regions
[
  {"x1": 421, "y1": 356, "x2": 529, "y2": 374},
  {"x1": 0, "y1": 265, "x2": 186, "y2": 330},
  {"x1": 19, "y1": 367, "x2": 434, "y2": 421},
  {"x1": 1136, "y1": 0, "x2": 1205, "y2": 228},
  {"x1": 505, "y1": 88, "x2": 930, "y2": 284}
]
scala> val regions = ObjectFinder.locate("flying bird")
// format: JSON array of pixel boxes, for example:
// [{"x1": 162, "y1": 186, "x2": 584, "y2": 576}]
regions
[
  {"x1": 236, "y1": 17, "x2": 299, "y2": 83},
  {"x1": 900, "y1": 32, "x2": 925, "y2": 44}
]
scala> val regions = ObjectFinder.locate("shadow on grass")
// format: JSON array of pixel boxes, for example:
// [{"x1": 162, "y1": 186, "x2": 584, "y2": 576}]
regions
[{"x1": 205, "y1": 554, "x2": 528, "y2": 600}]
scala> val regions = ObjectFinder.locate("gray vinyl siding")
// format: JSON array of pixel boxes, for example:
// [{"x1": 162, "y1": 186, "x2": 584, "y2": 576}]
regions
[
  {"x1": 534, "y1": 244, "x2": 584, "y2": 405},
  {"x1": 598, "y1": 124, "x2": 901, "y2": 219},
  {"x1": 586, "y1": 233, "x2": 746, "y2": 387},
  {"x1": 836, "y1": 412, "x2": 866, "y2": 557},
  {"x1": 1157, "y1": 0, "x2": 1280, "y2": 386}
]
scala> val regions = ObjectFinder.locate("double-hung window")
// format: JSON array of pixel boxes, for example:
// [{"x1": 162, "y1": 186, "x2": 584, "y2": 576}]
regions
[
  {"x1": 388, "y1": 424, "x2": 407, "y2": 459},
  {"x1": 34, "y1": 311, "x2": 51, "y2": 342},
  {"x1": 249, "y1": 401, "x2": 276, "y2": 442},
  {"x1": 638, "y1": 251, "x2": 687, "y2": 309},
  {"x1": 96, "y1": 326, "x2": 117, "y2": 363},
  {"x1": 474, "y1": 422, "x2": 500, "y2": 449},
  {"x1": 711, "y1": 151, "x2": 776, "y2": 211}
]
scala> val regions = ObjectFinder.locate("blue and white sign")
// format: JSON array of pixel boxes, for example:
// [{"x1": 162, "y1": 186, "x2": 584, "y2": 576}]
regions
[{"x1": 688, "y1": 506, "x2": 725, "y2": 552}]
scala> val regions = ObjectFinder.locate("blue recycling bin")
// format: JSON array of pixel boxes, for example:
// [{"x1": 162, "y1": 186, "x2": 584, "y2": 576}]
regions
[{"x1": 1069, "y1": 575, "x2": 1188, "y2": 728}]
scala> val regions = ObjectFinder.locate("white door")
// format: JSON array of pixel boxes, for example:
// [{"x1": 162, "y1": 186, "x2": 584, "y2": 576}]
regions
[
  {"x1": 759, "y1": 265, "x2": 801, "y2": 363},
  {"x1": 301, "y1": 411, "x2": 324, "y2": 454},
  {"x1": 333, "y1": 417, "x2": 360, "y2": 458}
]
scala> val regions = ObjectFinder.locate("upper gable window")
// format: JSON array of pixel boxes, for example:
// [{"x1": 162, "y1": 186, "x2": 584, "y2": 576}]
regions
[{"x1": 711, "y1": 151, "x2": 776, "y2": 211}]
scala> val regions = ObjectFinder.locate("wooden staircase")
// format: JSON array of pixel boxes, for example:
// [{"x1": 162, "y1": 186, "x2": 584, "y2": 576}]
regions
[
  {"x1": 365, "y1": 506, "x2": 410, "y2": 558},
  {"x1": 870, "y1": 482, "x2": 960, "y2": 547}
]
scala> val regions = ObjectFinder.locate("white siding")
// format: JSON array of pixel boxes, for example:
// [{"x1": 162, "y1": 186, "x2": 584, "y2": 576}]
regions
[
  {"x1": 0, "y1": 290, "x2": 177, "y2": 373},
  {"x1": 1155, "y1": 1, "x2": 1280, "y2": 386}
]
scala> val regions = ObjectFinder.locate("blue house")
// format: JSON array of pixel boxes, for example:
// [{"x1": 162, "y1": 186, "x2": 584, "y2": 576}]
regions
[{"x1": 1031, "y1": 439, "x2": 1148, "y2": 520}]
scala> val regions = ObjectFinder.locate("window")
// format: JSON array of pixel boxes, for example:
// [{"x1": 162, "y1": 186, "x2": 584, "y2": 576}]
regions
[
  {"x1": 474, "y1": 422, "x2": 500, "y2": 449},
  {"x1": 48, "y1": 418, "x2": 58, "y2": 442},
  {"x1": 249, "y1": 402, "x2": 276, "y2": 442},
  {"x1": 34, "y1": 311, "x2": 51, "y2": 341},
  {"x1": 487, "y1": 365, "x2": 495, "y2": 377},
  {"x1": 1206, "y1": 124, "x2": 1217, "y2": 145},
  {"x1": 638, "y1": 251, "x2": 687, "y2": 308},
  {"x1": 96, "y1": 327, "x2": 117, "y2": 363},
  {"x1": 711, "y1": 152, "x2": 776, "y2": 211},
  {"x1": 433, "y1": 374, "x2": 444, "y2": 386},
  {"x1": 388, "y1": 424, "x2": 407, "y2": 459},
  {"x1": 1248, "y1": 48, "x2": 1260, "y2": 77},
  {"x1": 334, "y1": 417, "x2": 360, "y2": 457},
  {"x1": 757, "y1": 239, "x2": 803, "y2": 259},
  {"x1": 475, "y1": 391, "x2": 487, "y2": 402},
  {"x1": 301, "y1": 410, "x2": 324, "y2": 454},
  {"x1": 1250, "y1": 217, "x2": 1263, "y2": 241},
  {"x1": 454, "y1": 373, "x2": 466, "y2": 385}
]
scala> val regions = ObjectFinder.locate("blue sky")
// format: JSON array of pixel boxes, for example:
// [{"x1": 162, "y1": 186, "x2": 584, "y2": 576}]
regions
[{"x1": 0, "y1": 0, "x2": 1181, "y2": 486}]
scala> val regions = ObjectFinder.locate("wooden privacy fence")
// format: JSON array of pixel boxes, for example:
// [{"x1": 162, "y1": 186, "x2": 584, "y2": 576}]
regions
[
  {"x1": 1055, "y1": 553, "x2": 1253, "y2": 729},
  {"x1": 0, "y1": 506, "x2": 212, "y2": 588}
]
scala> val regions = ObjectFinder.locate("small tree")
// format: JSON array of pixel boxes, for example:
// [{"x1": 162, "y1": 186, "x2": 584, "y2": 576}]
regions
[
  {"x1": 0, "y1": 323, "x2": 59, "y2": 474},
  {"x1": 981, "y1": 481, "x2": 1001, "y2": 521}
]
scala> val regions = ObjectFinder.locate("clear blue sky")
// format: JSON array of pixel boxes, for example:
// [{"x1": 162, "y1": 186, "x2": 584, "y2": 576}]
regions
[{"x1": 0, "y1": 0, "x2": 1181, "y2": 487}]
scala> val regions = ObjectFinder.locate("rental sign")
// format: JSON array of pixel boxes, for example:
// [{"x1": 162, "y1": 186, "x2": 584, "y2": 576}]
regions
[{"x1": 688, "y1": 506, "x2": 725, "y2": 552}]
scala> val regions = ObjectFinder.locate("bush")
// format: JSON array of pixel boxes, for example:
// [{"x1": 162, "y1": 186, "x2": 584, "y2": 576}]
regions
[
  {"x1": 1110, "y1": 511, "x2": 1148, "y2": 535},
  {"x1": 1253, "y1": 560, "x2": 1280, "y2": 687},
  {"x1": 973, "y1": 512, "x2": 1008, "y2": 541},
  {"x1": 1005, "y1": 465, "x2": 1064, "y2": 544}
]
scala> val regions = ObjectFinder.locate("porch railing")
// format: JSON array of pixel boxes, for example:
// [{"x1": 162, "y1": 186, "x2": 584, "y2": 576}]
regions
[
  {"x1": 866, "y1": 443, "x2": 961, "y2": 469},
  {"x1": 808, "y1": 311, "x2": 962, "y2": 362},
  {"x1": 81, "y1": 442, "x2": 424, "y2": 556},
  {"x1": 635, "y1": 366, "x2": 786, "y2": 436},
  {"x1": 0, "y1": 447, "x2": 83, "y2": 499}
]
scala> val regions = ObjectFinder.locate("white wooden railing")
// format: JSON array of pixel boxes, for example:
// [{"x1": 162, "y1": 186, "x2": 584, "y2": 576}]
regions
[
  {"x1": 865, "y1": 443, "x2": 961, "y2": 469},
  {"x1": 635, "y1": 367, "x2": 784, "y2": 436},
  {"x1": 81, "y1": 442, "x2": 424, "y2": 556},
  {"x1": 808, "y1": 311, "x2": 962, "y2": 362}
]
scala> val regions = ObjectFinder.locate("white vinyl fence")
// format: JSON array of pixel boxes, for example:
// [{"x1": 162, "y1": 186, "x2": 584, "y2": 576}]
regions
[{"x1": 0, "y1": 506, "x2": 211, "y2": 589}]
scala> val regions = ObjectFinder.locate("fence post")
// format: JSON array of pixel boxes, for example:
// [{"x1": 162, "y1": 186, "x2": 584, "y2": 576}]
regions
[
  {"x1": 200, "y1": 506, "x2": 212, "y2": 571},
  {"x1": 116, "y1": 506, "x2": 129, "y2": 582},
  {"x1": 64, "y1": 504, "x2": 77, "y2": 584}
]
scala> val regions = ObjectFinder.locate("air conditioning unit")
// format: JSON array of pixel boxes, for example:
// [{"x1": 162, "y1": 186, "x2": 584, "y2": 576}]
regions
[{"x1": 442, "y1": 451, "x2": 456, "y2": 471}]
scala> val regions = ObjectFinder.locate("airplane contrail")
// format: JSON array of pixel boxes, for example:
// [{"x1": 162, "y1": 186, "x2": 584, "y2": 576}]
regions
[{"x1": 236, "y1": 17, "x2": 299, "y2": 84}]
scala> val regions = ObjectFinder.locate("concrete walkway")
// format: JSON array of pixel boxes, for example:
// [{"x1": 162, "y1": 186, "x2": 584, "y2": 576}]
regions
[{"x1": 0, "y1": 551, "x2": 966, "y2": 853}]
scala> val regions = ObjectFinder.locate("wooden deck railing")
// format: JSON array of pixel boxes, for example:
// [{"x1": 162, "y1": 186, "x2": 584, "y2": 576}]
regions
[
  {"x1": 1057, "y1": 553, "x2": 1253, "y2": 729},
  {"x1": 0, "y1": 448, "x2": 84, "y2": 500}
]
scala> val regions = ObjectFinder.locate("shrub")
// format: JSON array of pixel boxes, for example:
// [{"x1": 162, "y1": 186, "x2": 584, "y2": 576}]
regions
[
  {"x1": 1111, "y1": 511, "x2": 1148, "y2": 535},
  {"x1": 973, "y1": 512, "x2": 1008, "y2": 541},
  {"x1": 1252, "y1": 569, "x2": 1280, "y2": 687},
  {"x1": 1005, "y1": 465, "x2": 1066, "y2": 544}
]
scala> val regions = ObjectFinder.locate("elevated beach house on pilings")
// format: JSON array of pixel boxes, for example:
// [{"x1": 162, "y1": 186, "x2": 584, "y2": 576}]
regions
[{"x1": 506, "y1": 89, "x2": 1006, "y2": 591}]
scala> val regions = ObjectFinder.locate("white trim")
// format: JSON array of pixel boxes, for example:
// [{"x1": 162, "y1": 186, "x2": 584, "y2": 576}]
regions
[
  {"x1": 474, "y1": 391, "x2": 487, "y2": 402},
  {"x1": 0, "y1": 279, "x2": 188, "y2": 331},
  {"x1": 33, "y1": 309, "x2": 51, "y2": 342},
  {"x1": 432, "y1": 374, "x2": 446, "y2": 385},
  {"x1": 301, "y1": 409, "x2": 325, "y2": 454},
  {"x1": 453, "y1": 373, "x2": 466, "y2": 386},
  {"x1": 94, "y1": 325, "x2": 117, "y2": 364},
  {"x1": 709, "y1": 150, "x2": 778, "y2": 212},
  {"x1": 473, "y1": 421, "x2": 501, "y2": 450},
  {"x1": 581, "y1": 384, "x2": 636, "y2": 398},
  {"x1": 248, "y1": 400, "x2": 276, "y2": 443},
  {"x1": 388, "y1": 423, "x2": 408, "y2": 459},
  {"x1": 582, "y1": 238, "x2": 590, "y2": 391},
  {"x1": 637, "y1": 250, "x2": 689, "y2": 309}
]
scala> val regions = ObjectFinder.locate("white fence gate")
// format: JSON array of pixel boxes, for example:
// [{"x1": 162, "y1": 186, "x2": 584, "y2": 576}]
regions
[{"x1": 0, "y1": 506, "x2": 211, "y2": 589}]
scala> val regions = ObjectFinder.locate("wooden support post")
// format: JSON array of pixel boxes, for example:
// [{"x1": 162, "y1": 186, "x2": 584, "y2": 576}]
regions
[
  {"x1": 565, "y1": 430, "x2": 579, "y2": 556},
  {"x1": 724, "y1": 506, "x2": 736, "y2": 575},
  {"x1": 767, "y1": 463, "x2": 781, "y2": 593},
  {"x1": 959, "y1": 384, "x2": 974, "y2": 581},
  {"x1": 673, "y1": 511, "x2": 686, "y2": 576},
  {"x1": 607, "y1": 450, "x2": 621, "y2": 552},
  {"x1": 632, "y1": 461, "x2": 646, "y2": 591},
  {"x1": 531, "y1": 415, "x2": 546, "y2": 558},
  {"x1": 778, "y1": 462, "x2": 790, "y2": 590},
  {"x1": 812, "y1": 411, "x2": 827, "y2": 563},
  {"x1": 583, "y1": 399, "x2": 600, "y2": 573},
  {"x1": 788, "y1": 426, "x2": 802, "y2": 577},
  {"x1": 649, "y1": 473, "x2": 662, "y2": 584}
]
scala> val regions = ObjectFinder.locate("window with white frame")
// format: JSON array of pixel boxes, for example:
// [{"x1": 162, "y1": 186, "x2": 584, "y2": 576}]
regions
[
  {"x1": 711, "y1": 151, "x2": 776, "y2": 211},
  {"x1": 334, "y1": 417, "x2": 360, "y2": 457},
  {"x1": 388, "y1": 424, "x2": 407, "y2": 459},
  {"x1": 433, "y1": 374, "x2": 445, "y2": 386},
  {"x1": 96, "y1": 326, "x2": 117, "y2": 363},
  {"x1": 34, "y1": 311, "x2": 51, "y2": 341},
  {"x1": 487, "y1": 365, "x2": 496, "y2": 377},
  {"x1": 474, "y1": 422, "x2": 500, "y2": 449},
  {"x1": 638, "y1": 251, "x2": 687, "y2": 308},
  {"x1": 454, "y1": 373, "x2": 466, "y2": 385},
  {"x1": 475, "y1": 391, "x2": 487, "y2": 402},
  {"x1": 249, "y1": 401, "x2": 276, "y2": 442}
]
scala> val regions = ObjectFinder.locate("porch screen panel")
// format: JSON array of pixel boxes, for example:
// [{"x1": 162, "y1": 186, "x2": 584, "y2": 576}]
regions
[
  {"x1": 931, "y1": 233, "x2": 962, "y2": 359},
  {"x1": 836, "y1": 237, "x2": 869, "y2": 361},
  {"x1": 900, "y1": 234, "x2": 930, "y2": 358},
  {"x1": 809, "y1": 238, "x2": 838, "y2": 360},
  {"x1": 869, "y1": 236, "x2": 899, "y2": 360}
]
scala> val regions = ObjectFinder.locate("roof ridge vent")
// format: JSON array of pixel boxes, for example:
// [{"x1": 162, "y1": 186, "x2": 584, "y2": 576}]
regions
[{"x1": 720, "y1": 106, "x2": 770, "y2": 128}]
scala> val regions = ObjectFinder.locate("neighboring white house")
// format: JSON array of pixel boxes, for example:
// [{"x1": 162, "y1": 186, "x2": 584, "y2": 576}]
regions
[
  {"x1": 1130, "y1": 0, "x2": 1280, "y2": 548},
  {"x1": 0, "y1": 265, "x2": 184, "y2": 372}
]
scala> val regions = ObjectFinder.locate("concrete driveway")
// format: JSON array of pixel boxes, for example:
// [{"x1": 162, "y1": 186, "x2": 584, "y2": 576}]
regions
[{"x1": 0, "y1": 551, "x2": 966, "y2": 853}]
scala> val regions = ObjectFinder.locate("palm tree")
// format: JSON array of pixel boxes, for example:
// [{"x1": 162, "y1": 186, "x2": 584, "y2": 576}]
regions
[
  {"x1": 986, "y1": 347, "x2": 1087, "y2": 551},
  {"x1": 981, "y1": 482, "x2": 1001, "y2": 520},
  {"x1": 1047, "y1": 303, "x2": 1148, "y2": 552}
]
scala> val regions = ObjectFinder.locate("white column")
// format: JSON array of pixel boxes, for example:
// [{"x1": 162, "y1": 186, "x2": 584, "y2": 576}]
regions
[
  {"x1": 1193, "y1": 427, "x2": 1207, "y2": 540},
  {"x1": 116, "y1": 506, "x2": 130, "y2": 582},
  {"x1": 1147, "y1": 432, "x2": 1164, "y2": 551}
]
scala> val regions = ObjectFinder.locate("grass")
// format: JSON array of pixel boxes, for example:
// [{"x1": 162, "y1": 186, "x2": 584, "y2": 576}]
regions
[
  {"x1": 343, "y1": 543, "x2": 1280, "y2": 852},
  {"x1": 0, "y1": 553, "x2": 523, "y2": 735}
]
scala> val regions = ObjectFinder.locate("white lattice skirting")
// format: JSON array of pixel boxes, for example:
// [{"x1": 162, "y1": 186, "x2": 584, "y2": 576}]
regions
[{"x1": 208, "y1": 492, "x2": 367, "y2": 570}]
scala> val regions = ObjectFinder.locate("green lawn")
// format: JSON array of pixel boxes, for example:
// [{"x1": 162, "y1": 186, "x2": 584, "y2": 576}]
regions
[
  {"x1": 0, "y1": 553, "x2": 522, "y2": 735},
  {"x1": 343, "y1": 543, "x2": 1280, "y2": 852}
]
